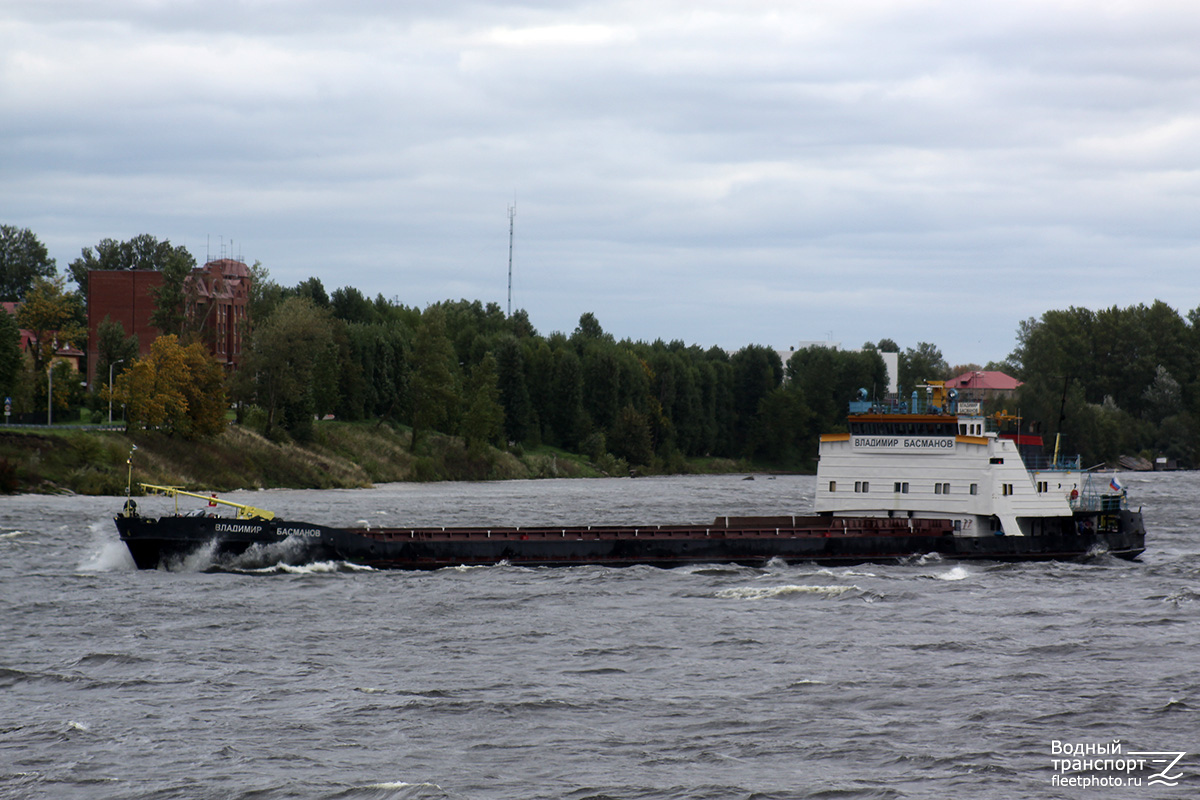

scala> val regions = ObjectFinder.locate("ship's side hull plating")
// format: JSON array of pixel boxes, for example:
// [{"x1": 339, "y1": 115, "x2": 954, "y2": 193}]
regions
[{"x1": 115, "y1": 512, "x2": 1145, "y2": 570}]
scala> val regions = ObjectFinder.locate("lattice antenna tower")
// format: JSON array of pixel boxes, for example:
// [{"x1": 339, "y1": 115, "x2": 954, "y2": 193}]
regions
[{"x1": 507, "y1": 203, "x2": 516, "y2": 317}]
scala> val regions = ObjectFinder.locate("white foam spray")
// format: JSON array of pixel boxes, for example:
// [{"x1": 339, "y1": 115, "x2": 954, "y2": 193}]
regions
[
  {"x1": 935, "y1": 565, "x2": 971, "y2": 581},
  {"x1": 715, "y1": 584, "x2": 858, "y2": 600},
  {"x1": 76, "y1": 522, "x2": 136, "y2": 572}
]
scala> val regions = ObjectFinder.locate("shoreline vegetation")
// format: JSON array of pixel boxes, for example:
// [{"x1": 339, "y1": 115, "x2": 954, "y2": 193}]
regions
[
  {"x1": 7, "y1": 226, "x2": 1198, "y2": 492},
  {"x1": 0, "y1": 422, "x2": 759, "y2": 496}
]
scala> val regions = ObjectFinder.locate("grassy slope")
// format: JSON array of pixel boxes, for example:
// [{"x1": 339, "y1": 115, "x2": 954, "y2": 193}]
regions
[{"x1": 0, "y1": 422, "x2": 669, "y2": 495}]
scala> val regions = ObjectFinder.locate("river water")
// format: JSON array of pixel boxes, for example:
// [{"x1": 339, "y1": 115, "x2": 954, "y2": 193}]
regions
[{"x1": 1, "y1": 472, "x2": 1197, "y2": 799}]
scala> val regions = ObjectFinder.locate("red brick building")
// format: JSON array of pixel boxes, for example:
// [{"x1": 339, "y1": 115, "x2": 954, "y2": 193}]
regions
[
  {"x1": 184, "y1": 259, "x2": 250, "y2": 368},
  {"x1": 86, "y1": 259, "x2": 252, "y2": 387},
  {"x1": 86, "y1": 270, "x2": 163, "y2": 387}
]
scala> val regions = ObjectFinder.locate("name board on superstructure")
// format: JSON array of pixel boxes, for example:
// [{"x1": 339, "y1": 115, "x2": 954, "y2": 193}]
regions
[{"x1": 850, "y1": 436, "x2": 957, "y2": 453}]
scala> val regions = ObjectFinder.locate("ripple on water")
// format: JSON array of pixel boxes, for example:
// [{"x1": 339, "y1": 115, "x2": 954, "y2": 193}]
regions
[{"x1": 3, "y1": 473, "x2": 1199, "y2": 800}]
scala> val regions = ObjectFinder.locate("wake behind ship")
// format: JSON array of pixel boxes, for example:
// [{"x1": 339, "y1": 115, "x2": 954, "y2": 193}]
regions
[{"x1": 115, "y1": 385, "x2": 1145, "y2": 570}]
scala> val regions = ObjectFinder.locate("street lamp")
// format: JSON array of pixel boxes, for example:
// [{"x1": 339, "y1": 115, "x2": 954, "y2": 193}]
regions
[{"x1": 108, "y1": 359, "x2": 126, "y2": 424}]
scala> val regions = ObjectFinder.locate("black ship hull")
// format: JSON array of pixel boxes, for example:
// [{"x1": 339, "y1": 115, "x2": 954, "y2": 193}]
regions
[{"x1": 115, "y1": 511, "x2": 1146, "y2": 571}]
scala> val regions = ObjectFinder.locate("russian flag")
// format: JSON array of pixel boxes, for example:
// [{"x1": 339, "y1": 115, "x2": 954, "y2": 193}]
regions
[{"x1": 1109, "y1": 476, "x2": 1122, "y2": 492}]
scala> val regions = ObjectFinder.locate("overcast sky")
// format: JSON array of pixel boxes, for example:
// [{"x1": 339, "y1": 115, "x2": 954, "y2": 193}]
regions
[{"x1": 4, "y1": 1, "x2": 1199, "y2": 368}]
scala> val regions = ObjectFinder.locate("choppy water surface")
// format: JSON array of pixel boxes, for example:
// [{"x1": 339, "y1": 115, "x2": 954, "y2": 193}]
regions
[{"x1": 2, "y1": 472, "x2": 1198, "y2": 799}]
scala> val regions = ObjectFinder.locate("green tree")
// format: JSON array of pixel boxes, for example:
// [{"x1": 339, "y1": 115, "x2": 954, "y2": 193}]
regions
[
  {"x1": 750, "y1": 386, "x2": 814, "y2": 466},
  {"x1": 330, "y1": 286, "x2": 377, "y2": 324},
  {"x1": 237, "y1": 297, "x2": 338, "y2": 440},
  {"x1": 461, "y1": 352, "x2": 505, "y2": 452},
  {"x1": 47, "y1": 359, "x2": 82, "y2": 419},
  {"x1": 341, "y1": 321, "x2": 413, "y2": 423},
  {"x1": 495, "y1": 335, "x2": 533, "y2": 443},
  {"x1": 68, "y1": 234, "x2": 194, "y2": 302},
  {"x1": 581, "y1": 345, "x2": 621, "y2": 431},
  {"x1": 0, "y1": 225, "x2": 57, "y2": 301},
  {"x1": 1010, "y1": 300, "x2": 1200, "y2": 464},
  {"x1": 246, "y1": 260, "x2": 285, "y2": 322},
  {"x1": 787, "y1": 346, "x2": 886, "y2": 433},
  {"x1": 1155, "y1": 413, "x2": 1195, "y2": 465},
  {"x1": 148, "y1": 247, "x2": 198, "y2": 337},
  {"x1": 94, "y1": 316, "x2": 140, "y2": 406},
  {"x1": 654, "y1": 347, "x2": 703, "y2": 456},
  {"x1": 608, "y1": 404, "x2": 653, "y2": 466},
  {"x1": 693, "y1": 357, "x2": 727, "y2": 455},
  {"x1": 409, "y1": 308, "x2": 460, "y2": 451},
  {"x1": 571, "y1": 312, "x2": 613, "y2": 347},
  {"x1": 508, "y1": 308, "x2": 537, "y2": 338},
  {"x1": 704, "y1": 350, "x2": 736, "y2": 456},
  {"x1": 524, "y1": 337, "x2": 555, "y2": 443},
  {"x1": 0, "y1": 308, "x2": 23, "y2": 400},
  {"x1": 898, "y1": 342, "x2": 949, "y2": 394},
  {"x1": 730, "y1": 344, "x2": 783, "y2": 455},
  {"x1": 548, "y1": 346, "x2": 585, "y2": 448},
  {"x1": 1142, "y1": 365, "x2": 1183, "y2": 425},
  {"x1": 294, "y1": 276, "x2": 330, "y2": 307}
]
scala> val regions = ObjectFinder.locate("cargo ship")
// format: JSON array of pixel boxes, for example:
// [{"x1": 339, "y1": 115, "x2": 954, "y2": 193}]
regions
[{"x1": 114, "y1": 386, "x2": 1145, "y2": 570}]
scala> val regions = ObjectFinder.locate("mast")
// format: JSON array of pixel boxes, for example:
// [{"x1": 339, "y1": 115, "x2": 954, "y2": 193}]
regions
[{"x1": 507, "y1": 203, "x2": 515, "y2": 317}]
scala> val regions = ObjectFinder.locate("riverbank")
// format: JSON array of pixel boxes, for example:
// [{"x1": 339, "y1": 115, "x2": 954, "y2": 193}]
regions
[{"x1": 0, "y1": 423, "x2": 753, "y2": 495}]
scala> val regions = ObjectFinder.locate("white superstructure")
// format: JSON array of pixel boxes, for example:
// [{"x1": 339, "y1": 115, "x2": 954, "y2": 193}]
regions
[{"x1": 814, "y1": 386, "x2": 1108, "y2": 538}]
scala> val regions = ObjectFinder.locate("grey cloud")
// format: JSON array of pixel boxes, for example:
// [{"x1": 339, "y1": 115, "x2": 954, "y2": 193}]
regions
[{"x1": 3, "y1": 1, "x2": 1199, "y2": 365}]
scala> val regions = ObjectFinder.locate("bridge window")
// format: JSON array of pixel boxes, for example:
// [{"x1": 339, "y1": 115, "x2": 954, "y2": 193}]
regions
[{"x1": 849, "y1": 420, "x2": 960, "y2": 437}]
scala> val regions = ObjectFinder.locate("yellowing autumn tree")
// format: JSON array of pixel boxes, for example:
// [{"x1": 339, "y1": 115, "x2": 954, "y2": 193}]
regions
[
  {"x1": 14, "y1": 275, "x2": 85, "y2": 373},
  {"x1": 179, "y1": 342, "x2": 228, "y2": 438},
  {"x1": 112, "y1": 335, "x2": 227, "y2": 438}
]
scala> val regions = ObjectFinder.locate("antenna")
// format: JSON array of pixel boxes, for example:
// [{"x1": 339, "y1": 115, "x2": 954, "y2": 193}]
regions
[{"x1": 507, "y1": 203, "x2": 515, "y2": 316}]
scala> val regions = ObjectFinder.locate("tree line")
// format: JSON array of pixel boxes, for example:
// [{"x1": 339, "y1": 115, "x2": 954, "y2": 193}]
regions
[
  {"x1": 1006, "y1": 301, "x2": 1200, "y2": 468},
  {"x1": 4, "y1": 225, "x2": 1199, "y2": 469},
  {"x1": 228, "y1": 285, "x2": 894, "y2": 470}
]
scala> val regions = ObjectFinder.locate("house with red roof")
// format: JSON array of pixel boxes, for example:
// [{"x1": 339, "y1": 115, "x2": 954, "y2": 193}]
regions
[{"x1": 945, "y1": 370, "x2": 1022, "y2": 404}]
